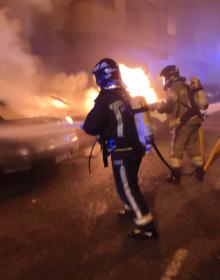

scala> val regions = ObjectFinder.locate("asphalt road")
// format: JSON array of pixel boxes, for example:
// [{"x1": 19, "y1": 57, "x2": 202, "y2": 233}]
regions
[{"x1": 0, "y1": 119, "x2": 220, "y2": 280}]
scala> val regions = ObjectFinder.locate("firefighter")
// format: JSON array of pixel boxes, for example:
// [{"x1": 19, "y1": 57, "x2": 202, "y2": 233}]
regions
[
  {"x1": 83, "y1": 58, "x2": 158, "y2": 240},
  {"x1": 149, "y1": 65, "x2": 208, "y2": 184}
]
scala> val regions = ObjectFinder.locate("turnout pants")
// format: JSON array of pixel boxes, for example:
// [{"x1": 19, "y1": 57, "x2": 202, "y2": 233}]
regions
[
  {"x1": 170, "y1": 124, "x2": 203, "y2": 168},
  {"x1": 111, "y1": 156, "x2": 153, "y2": 227}
]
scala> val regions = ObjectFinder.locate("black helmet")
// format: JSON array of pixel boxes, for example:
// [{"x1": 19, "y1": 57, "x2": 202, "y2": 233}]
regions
[
  {"x1": 160, "y1": 65, "x2": 179, "y2": 80},
  {"x1": 92, "y1": 58, "x2": 123, "y2": 90},
  {"x1": 159, "y1": 65, "x2": 180, "y2": 89}
]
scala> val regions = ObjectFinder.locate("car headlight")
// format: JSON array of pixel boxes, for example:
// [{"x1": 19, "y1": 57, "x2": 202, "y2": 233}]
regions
[{"x1": 65, "y1": 116, "x2": 74, "y2": 124}]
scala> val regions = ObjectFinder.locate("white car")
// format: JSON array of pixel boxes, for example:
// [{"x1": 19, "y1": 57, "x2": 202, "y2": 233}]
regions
[{"x1": 0, "y1": 116, "x2": 79, "y2": 173}]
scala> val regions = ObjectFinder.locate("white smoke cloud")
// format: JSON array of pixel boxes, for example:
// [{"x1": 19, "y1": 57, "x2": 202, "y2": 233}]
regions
[
  {"x1": 1, "y1": 0, "x2": 71, "y2": 36},
  {"x1": 3, "y1": 0, "x2": 54, "y2": 15},
  {"x1": 0, "y1": 8, "x2": 43, "y2": 115},
  {"x1": 45, "y1": 71, "x2": 90, "y2": 112},
  {"x1": 25, "y1": 0, "x2": 53, "y2": 14},
  {"x1": 0, "y1": 7, "x2": 91, "y2": 120}
]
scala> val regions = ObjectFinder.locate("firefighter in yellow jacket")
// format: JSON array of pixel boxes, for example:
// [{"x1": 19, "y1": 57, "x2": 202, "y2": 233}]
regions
[{"x1": 150, "y1": 65, "x2": 208, "y2": 184}]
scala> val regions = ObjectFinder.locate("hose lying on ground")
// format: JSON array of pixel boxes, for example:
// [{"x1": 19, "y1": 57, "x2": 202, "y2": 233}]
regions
[{"x1": 151, "y1": 142, "x2": 195, "y2": 177}]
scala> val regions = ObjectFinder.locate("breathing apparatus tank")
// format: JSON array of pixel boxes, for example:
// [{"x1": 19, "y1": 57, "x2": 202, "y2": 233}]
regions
[
  {"x1": 189, "y1": 77, "x2": 209, "y2": 111},
  {"x1": 130, "y1": 96, "x2": 154, "y2": 149}
]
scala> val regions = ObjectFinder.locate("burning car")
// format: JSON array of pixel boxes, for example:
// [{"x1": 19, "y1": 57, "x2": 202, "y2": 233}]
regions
[
  {"x1": 0, "y1": 112, "x2": 79, "y2": 173},
  {"x1": 0, "y1": 63, "x2": 162, "y2": 174}
]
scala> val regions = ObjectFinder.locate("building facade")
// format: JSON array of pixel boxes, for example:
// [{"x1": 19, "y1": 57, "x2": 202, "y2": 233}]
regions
[
  {"x1": 65, "y1": 0, "x2": 172, "y2": 75},
  {"x1": 28, "y1": 0, "x2": 220, "y2": 83}
]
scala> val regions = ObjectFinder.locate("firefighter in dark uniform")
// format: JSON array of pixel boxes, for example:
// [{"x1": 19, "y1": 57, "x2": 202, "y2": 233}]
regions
[
  {"x1": 150, "y1": 65, "x2": 208, "y2": 184},
  {"x1": 83, "y1": 58, "x2": 158, "y2": 240}
]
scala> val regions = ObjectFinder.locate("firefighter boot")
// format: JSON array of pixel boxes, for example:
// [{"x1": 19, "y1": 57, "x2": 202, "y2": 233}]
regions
[
  {"x1": 167, "y1": 168, "x2": 181, "y2": 184},
  {"x1": 195, "y1": 166, "x2": 204, "y2": 182},
  {"x1": 128, "y1": 221, "x2": 159, "y2": 240}
]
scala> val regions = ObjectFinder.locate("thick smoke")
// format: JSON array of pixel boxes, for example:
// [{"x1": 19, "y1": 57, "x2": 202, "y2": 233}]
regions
[
  {"x1": 0, "y1": 8, "x2": 43, "y2": 117},
  {"x1": 0, "y1": 0, "x2": 54, "y2": 37},
  {"x1": 0, "y1": 7, "x2": 91, "y2": 119},
  {"x1": 1, "y1": 0, "x2": 53, "y2": 14},
  {"x1": 23, "y1": 0, "x2": 53, "y2": 14}
]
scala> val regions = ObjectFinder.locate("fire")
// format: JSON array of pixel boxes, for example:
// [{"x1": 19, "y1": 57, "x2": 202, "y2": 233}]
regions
[
  {"x1": 85, "y1": 88, "x2": 98, "y2": 111},
  {"x1": 34, "y1": 96, "x2": 70, "y2": 118},
  {"x1": 51, "y1": 97, "x2": 68, "y2": 109},
  {"x1": 85, "y1": 64, "x2": 158, "y2": 111},
  {"x1": 119, "y1": 64, "x2": 158, "y2": 104}
]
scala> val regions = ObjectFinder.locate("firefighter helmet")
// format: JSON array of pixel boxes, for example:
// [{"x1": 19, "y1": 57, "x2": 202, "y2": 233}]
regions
[
  {"x1": 159, "y1": 65, "x2": 180, "y2": 89},
  {"x1": 160, "y1": 65, "x2": 180, "y2": 80},
  {"x1": 92, "y1": 58, "x2": 123, "y2": 90}
]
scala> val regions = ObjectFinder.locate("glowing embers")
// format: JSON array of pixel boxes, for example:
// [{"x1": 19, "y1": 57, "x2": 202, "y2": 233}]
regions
[{"x1": 119, "y1": 64, "x2": 158, "y2": 104}]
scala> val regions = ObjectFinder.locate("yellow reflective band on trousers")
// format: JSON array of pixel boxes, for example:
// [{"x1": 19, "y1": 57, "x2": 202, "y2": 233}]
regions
[
  {"x1": 135, "y1": 213, "x2": 153, "y2": 226},
  {"x1": 191, "y1": 156, "x2": 203, "y2": 166},
  {"x1": 170, "y1": 157, "x2": 182, "y2": 168},
  {"x1": 119, "y1": 165, "x2": 142, "y2": 219}
]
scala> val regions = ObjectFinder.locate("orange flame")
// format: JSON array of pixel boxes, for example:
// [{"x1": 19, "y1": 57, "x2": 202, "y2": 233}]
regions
[
  {"x1": 85, "y1": 88, "x2": 99, "y2": 111},
  {"x1": 119, "y1": 64, "x2": 158, "y2": 104},
  {"x1": 85, "y1": 64, "x2": 158, "y2": 111}
]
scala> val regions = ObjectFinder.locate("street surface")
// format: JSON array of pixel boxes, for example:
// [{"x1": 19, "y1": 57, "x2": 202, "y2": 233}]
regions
[{"x1": 0, "y1": 113, "x2": 220, "y2": 280}]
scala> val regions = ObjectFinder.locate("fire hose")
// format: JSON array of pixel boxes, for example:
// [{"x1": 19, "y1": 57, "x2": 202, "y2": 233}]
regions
[
  {"x1": 203, "y1": 138, "x2": 220, "y2": 172},
  {"x1": 88, "y1": 140, "x2": 97, "y2": 174},
  {"x1": 151, "y1": 142, "x2": 195, "y2": 176},
  {"x1": 88, "y1": 140, "x2": 195, "y2": 176}
]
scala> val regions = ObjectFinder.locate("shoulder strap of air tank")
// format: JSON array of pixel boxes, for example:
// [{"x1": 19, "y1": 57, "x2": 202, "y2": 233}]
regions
[{"x1": 177, "y1": 85, "x2": 202, "y2": 130}]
